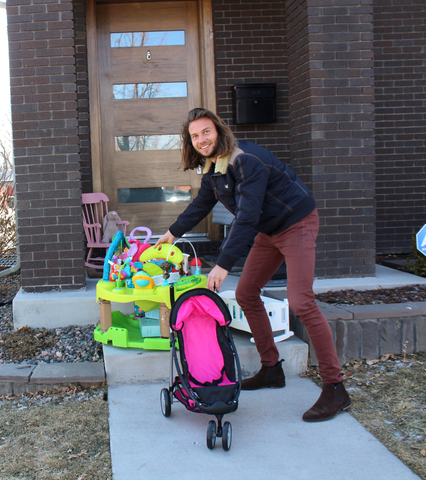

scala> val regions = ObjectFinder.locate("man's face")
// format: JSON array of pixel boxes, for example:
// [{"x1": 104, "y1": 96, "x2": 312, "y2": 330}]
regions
[{"x1": 189, "y1": 117, "x2": 219, "y2": 160}]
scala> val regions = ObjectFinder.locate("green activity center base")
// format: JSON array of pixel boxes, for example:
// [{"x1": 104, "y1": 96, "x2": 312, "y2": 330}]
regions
[
  {"x1": 94, "y1": 310, "x2": 175, "y2": 350},
  {"x1": 94, "y1": 274, "x2": 207, "y2": 350}
]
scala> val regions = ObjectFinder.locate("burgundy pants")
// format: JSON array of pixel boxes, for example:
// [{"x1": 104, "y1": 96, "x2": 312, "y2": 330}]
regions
[{"x1": 235, "y1": 209, "x2": 342, "y2": 384}]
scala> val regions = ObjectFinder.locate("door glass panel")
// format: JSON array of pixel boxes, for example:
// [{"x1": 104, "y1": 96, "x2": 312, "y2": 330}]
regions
[
  {"x1": 111, "y1": 31, "x2": 185, "y2": 48},
  {"x1": 118, "y1": 187, "x2": 191, "y2": 204},
  {"x1": 115, "y1": 135, "x2": 181, "y2": 151},
  {"x1": 113, "y1": 82, "x2": 187, "y2": 99}
]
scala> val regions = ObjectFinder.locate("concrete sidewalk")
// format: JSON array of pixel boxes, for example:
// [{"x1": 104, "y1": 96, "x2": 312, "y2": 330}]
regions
[
  {"x1": 106, "y1": 266, "x2": 425, "y2": 479},
  {"x1": 107, "y1": 377, "x2": 421, "y2": 480}
]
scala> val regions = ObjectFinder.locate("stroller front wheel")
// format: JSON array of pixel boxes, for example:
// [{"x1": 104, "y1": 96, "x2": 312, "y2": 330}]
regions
[
  {"x1": 160, "y1": 388, "x2": 172, "y2": 417},
  {"x1": 206, "y1": 420, "x2": 217, "y2": 449},
  {"x1": 222, "y1": 422, "x2": 232, "y2": 451}
]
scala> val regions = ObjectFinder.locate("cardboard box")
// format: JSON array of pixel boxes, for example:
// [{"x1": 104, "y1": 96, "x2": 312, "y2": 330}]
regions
[{"x1": 99, "y1": 299, "x2": 112, "y2": 331}]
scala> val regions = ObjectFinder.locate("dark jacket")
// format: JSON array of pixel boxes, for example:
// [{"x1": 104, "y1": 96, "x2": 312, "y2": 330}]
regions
[{"x1": 170, "y1": 140, "x2": 316, "y2": 271}]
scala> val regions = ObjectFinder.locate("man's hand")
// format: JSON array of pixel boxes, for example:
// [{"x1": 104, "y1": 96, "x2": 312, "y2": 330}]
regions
[
  {"x1": 207, "y1": 265, "x2": 228, "y2": 293},
  {"x1": 154, "y1": 230, "x2": 175, "y2": 248}
]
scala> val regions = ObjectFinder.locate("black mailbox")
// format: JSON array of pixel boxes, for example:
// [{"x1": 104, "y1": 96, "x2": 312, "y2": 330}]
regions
[{"x1": 232, "y1": 83, "x2": 276, "y2": 125}]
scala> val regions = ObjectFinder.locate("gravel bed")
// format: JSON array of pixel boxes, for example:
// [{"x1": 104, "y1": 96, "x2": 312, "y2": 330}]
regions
[
  {"x1": 0, "y1": 272, "x2": 103, "y2": 365},
  {"x1": 2, "y1": 270, "x2": 426, "y2": 365},
  {"x1": 0, "y1": 304, "x2": 13, "y2": 335}
]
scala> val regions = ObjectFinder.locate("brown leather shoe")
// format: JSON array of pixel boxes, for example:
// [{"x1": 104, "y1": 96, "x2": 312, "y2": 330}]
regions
[
  {"x1": 302, "y1": 382, "x2": 351, "y2": 422},
  {"x1": 241, "y1": 360, "x2": 286, "y2": 390}
]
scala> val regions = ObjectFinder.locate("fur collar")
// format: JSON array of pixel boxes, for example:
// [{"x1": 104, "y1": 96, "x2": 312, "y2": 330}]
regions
[
  {"x1": 203, "y1": 153, "x2": 231, "y2": 175},
  {"x1": 202, "y1": 147, "x2": 243, "y2": 174}
]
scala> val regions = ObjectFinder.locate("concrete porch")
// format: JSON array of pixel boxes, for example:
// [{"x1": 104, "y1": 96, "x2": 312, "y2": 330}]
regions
[
  {"x1": 13, "y1": 264, "x2": 426, "y2": 330},
  {"x1": 12, "y1": 264, "x2": 426, "y2": 384}
]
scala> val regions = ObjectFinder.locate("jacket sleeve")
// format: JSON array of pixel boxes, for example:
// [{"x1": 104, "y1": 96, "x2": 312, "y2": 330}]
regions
[
  {"x1": 216, "y1": 154, "x2": 268, "y2": 271},
  {"x1": 169, "y1": 173, "x2": 217, "y2": 238}
]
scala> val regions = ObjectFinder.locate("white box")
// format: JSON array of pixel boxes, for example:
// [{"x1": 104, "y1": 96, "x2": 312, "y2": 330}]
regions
[
  {"x1": 139, "y1": 312, "x2": 161, "y2": 338},
  {"x1": 219, "y1": 290, "x2": 293, "y2": 343}
]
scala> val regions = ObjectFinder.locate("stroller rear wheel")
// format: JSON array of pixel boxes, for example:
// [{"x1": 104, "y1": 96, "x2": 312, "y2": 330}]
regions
[
  {"x1": 206, "y1": 420, "x2": 217, "y2": 449},
  {"x1": 160, "y1": 388, "x2": 172, "y2": 417},
  {"x1": 222, "y1": 421, "x2": 232, "y2": 451}
]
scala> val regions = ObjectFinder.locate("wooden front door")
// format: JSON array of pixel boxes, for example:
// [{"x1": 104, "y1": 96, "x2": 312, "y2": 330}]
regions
[{"x1": 94, "y1": 1, "x2": 208, "y2": 235}]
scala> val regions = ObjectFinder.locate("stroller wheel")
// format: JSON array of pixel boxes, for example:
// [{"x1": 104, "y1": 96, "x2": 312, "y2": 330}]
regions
[
  {"x1": 222, "y1": 422, "x2": 232, "y2": 451},
  {"x1": 160, "y1": 388, "x2": 171, "y2": 417},
  {"x1": 206, "y1": 420, "x2": 217, "y2": 450}
]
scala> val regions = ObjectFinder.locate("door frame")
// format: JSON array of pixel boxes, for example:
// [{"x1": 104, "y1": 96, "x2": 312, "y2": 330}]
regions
[{"x1": 85, "y1": 0, "x2": 217, "y2": 195}]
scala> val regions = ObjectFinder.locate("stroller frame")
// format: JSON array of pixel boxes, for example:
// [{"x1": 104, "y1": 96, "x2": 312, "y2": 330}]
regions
[{"x1": 160, "y1": 287, "x2": 242, "y2": 451}]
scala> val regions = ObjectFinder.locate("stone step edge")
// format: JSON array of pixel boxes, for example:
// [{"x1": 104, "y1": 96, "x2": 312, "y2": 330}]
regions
[
  {"x1": 317, "y1": 301, "x2": 426, "y2": 321},
  {"x1": 0, "y1": 361, "x2": 106, "y2": 396}
]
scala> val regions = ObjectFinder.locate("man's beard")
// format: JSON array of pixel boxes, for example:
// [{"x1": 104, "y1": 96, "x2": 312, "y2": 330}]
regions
[{"x1": 203, "y1": 143, "x2": 219, "y2": 159}]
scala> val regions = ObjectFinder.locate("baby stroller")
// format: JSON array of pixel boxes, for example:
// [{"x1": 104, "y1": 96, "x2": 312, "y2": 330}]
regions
[{"x1": 160, "y1": 287, "x2": 241, "y2": 451}]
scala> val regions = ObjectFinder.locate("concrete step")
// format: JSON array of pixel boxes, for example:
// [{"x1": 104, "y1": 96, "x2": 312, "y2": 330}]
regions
[
  {"x1": 0, "y1": 362, "x2": 105, "y2": 395},
  {"x1": 102, "y1": 331, "x2": 308, "y2": 385}
]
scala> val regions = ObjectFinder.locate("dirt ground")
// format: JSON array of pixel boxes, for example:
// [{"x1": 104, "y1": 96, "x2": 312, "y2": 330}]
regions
[
  {"x1": 0, "y1": 387, "x2": 112, "y2": 480},
  {"x1": 1, "y1": 271, "x2": 426, "y2": 478},
  {"x1": 2, "y1": 356, "x2": 425, "y2": 480},
  {"x1": 316, "y1": 284, "x2": 426, "y2": 305},
  {"x1": 304, "y1": 352, "x2": 426, "y2": 480}
]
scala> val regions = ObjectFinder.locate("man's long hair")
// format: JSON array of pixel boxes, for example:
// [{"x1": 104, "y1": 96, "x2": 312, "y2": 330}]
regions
[{"x1": 181, "y1": 108, "x2": 237, "y2": 171}]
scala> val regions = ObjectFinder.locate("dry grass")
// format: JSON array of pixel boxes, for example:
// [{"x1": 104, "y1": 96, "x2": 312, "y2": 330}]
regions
[
  {"x1": 0, "y1": 387, "x2": 112, "y2": 480},
  {"x1": 2, "y1": 360, "x2": 425, "y2": 479},
  {"x1": 304, "y1": 352, "x2": 426, "y2": 480}
]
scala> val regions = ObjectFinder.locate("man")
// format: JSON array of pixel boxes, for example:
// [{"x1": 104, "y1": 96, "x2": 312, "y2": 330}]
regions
[{"x1": 155, "y1": 108, "x2": 351, "y2": 422}]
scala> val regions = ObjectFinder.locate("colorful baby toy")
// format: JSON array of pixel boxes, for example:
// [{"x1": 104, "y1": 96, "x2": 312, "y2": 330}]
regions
[{"x1": 95, "y1": 227, "x2": 207, "y2": 351}]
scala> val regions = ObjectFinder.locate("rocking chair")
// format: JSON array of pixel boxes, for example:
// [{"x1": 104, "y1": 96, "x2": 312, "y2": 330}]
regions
[{"x1": 82, "y1": 193, "x2": 130, "y2": 270}]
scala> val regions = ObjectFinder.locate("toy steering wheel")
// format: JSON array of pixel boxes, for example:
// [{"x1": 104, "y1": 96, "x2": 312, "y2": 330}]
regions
[{"x1": 129, "y1": 227, "x2": 152, "y2": 244}]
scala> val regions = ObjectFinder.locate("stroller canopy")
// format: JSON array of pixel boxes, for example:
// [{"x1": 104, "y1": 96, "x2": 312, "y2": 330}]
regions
[{"x1": 174, "y1": 294, "x2": 232, "y2": 386}]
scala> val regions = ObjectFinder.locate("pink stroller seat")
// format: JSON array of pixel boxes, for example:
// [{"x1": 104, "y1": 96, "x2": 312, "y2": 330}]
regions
[{"x1": 175, "y1": 295, "x2": 235, "y2": 388}]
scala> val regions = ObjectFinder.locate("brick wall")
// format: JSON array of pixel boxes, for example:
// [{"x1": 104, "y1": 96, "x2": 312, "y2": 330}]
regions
[
  {"x1": 212, "y1": 0, "x2": 291, "y2": 163},
  {"x1": 374, "y1": 0, "x2": 426, "y2": 254},
  {"x1": 285, "y1": 0, "x2": 376, "y2": 278},
  {"x1": 213, "y1": 0, "x2": 376, "y2": 277},
  {"x1": 73, "y1": 0, "x2": 92, "y2": 194},
  {"x1": 6, "y1": 0, "x2": 85, "y2": 292},
  {"x1": 9, "y1": 0, "x2": 423, "y2": 290}
]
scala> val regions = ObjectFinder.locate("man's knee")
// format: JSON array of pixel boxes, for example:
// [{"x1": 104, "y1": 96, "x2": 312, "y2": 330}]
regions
[
  {"x1": 236, "y1": 287, "x2": 266, "y2": 311},
  {"x1": 236, "y1": 287, "x2": 256, "y2": 309},
  {"x1": 288, "y1": 294, "x2": 317, "y2": 319},
  {"x1": 235, "y1": 286, "x2": 246, "y2": 308}
]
